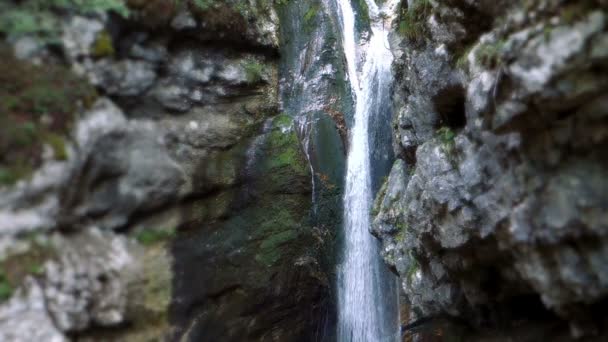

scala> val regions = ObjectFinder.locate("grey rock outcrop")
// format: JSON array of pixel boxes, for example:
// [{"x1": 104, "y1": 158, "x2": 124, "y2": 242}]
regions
[
  {"x1": 374, "y1": 0, "x2": 608, "y2": 338},
  {"x1": 0, "y1": 1, "x2": 329, "y2": 341},
  {"x1": 0, "y1": 278, "x2": 67, "y2": 342}
]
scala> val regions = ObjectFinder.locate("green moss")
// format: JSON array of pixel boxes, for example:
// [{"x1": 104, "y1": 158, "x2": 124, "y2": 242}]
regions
[
  {"x1": 0, "y1": 237, "x2": 56, "y2": 301},
  {"x1": 259, "y1": 230, "x2": 297, "y2": 250},
  {"x1": 263, "y1": 115, "x2": 308, "y2": 176},
  {"x1": 0, "y1": 168, "x2": 17, "y2": 186},
  {"x1": 135, "y1": 227, "x2": 177, "y2": 246},
  {"x1": 256, "y1": 229, "x2": 298, "y2": 266},
  {"x1": 437, "y1": 126, "x2": 456, "y2": 154},
  {"x1": 304, "y1": 4, "x2": 319, "y2": 23},
  {"x1": 43, "y1": 133, "x2": 69, "y2": 161},
  {"x1": 252, "y1": 203, "x2": 301, "y2": 267},
  {"x1": 92, "y1": 31, "x2": 115, "y2": 58},
  {"x1": 406, "y1": 258, "x2": 419, "y2": 284},
  {"x1": 274, "y1": 113, "x2": 293, "y2": 127},
  {"x1": 243, "y1": 59, "x2": 264, "y2": 84},
  {"x1": 475, "y1": 40, "x2": 505, "y2": 69},
  {"x1": 302, "y1": 3, "x2": 322, "y2": 32},
  {"x1": 0, "y1": 0, "x2": 129, "y2": 40},
  {"x1": 397, "y1": 0, "x2": 431, "y2": 43},
  {"x1": 0, "y1": 164, "x2": 33, "y2": 186},
  {"x1": 455, "y1": 43, "x2": 475, "y2": 70},
  {"x1": 354, "y1": 0, "x2": 370, "y2": 25},
  {"x1": 0, "y1": 46, "x2": 96, "y2": 186},
  {"x1": 371, "y1": 176, "x2": 389, "y2": 216},
  {"x1": 0, "y1": 271, "x2": 13, "y2": 302},
  {"x1": 191, "y1": 0, "x2": 215, "y2": 11}
]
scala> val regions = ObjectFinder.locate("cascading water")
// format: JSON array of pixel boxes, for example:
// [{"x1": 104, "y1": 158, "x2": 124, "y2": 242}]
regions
[{"x1": 336, "y1": 0, "x2": 401, "y2": 341}]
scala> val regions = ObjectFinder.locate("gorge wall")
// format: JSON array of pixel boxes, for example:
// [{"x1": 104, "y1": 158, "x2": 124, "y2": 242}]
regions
[
  {"x1": 0, "y1": 1, "x2": 340, "y2": 341},
  {"x1": 0, "y1": 0, "x2": 607, "y2": 341},
  {"x1": 372, "y1": 0, "x2": 608, "y2": 340}
]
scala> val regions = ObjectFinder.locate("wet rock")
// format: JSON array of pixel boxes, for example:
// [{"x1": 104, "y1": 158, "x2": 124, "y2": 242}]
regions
[
  {"x1": 0, "y1": 1, "x2": 322, "y2": 341},
  {"x1": 170, "y1": 115, "x2": 325, "y2": 342}
]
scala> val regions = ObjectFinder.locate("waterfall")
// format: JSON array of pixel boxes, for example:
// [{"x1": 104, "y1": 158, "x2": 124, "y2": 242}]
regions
[{"x1": 336, "y1": 0, "x2": 401, "y2": 341}]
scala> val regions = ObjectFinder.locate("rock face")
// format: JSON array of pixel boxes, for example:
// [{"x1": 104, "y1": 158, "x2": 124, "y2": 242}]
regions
[
  {"x1": 0, "y1": 1, "x2": 330, "y2": 341},
  {"x1": 373, "y1": 0, "x2": 608, "y2": 339}
]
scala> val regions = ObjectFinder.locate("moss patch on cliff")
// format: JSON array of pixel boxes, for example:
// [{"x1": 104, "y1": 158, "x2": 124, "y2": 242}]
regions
[
  {"x1": 258, "y1": 115, "x2": 310, "y2": 193},
  {"x1": 135, "y1": 227, "x2": 177, "y2": 246},
  {"x1": 0, "y1": 0, "x2": 129, "y2": 40},
  {"x1": 252, "y1": 201, "x2": 301, "y2": 266},
  {"x1": 0, "y1": 235, "x2": 56, "y2": 302},
  {"x1": 91, "y1": 30, "x2": 115, "y2": 58},
  {"x1": 0, "y1": 46, "x2": 96, "y2": 186},
  {"x1": 475, "y1": 40, "x2": 505, "y2": 69},
  {"x1": 398, "y1": 0, "x2": 431, "y2": 43}
]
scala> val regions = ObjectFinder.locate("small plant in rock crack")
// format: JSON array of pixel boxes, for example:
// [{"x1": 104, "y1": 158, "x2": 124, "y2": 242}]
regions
[
  {"x1": 135, "y1": 227, "x2": 177, "y2": 246},
  {"x1": 437, "y1": 127, "x2": 456, "y2": 148},
  {"x1": 397, "y1": 0, "x2": 432, "y2": 43},
  {"x1": 475, "y1": 40, "x2": 505, "y2": 69},
  {"x1": 243, "y1": 59, "x2": 265, "y2": 84},
  {"x1": 436, "y1": 126, "x2": 461, "y2": 167}
]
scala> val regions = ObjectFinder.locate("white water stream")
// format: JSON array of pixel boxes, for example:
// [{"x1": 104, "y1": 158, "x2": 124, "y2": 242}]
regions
[{"x1": 336, "y1": 0, "x2": 401, "y2": 341}]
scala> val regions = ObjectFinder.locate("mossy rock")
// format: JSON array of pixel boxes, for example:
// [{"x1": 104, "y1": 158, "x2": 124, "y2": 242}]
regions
[
  {"x1": 0, "y1": 235, "x2": 56, "y2": 302},
  {"x1": 126, "y1": 0, "x2": 180, "y2": 28},
  {"x1": 0, "y1": 46, "x2": 97, "y2": 186},
  {"x1": 251, "y1": 198, "x2": 302, "y2": 267},
  {"x1": 91, "y1": 30, "x2": 115, "y2": 58},
  {"x1": 258, "y1": 115, "x2": 311, "y2": 193},
  {"x1": 0, "y1": 0, "x2": 129, "y2": 41},
  {"x1": 397, "y1": 0, "x2": 432, "y2": 43}
]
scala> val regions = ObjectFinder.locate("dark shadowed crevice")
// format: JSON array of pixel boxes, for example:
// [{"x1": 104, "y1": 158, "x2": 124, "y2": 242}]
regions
[{"x1": 433, "y1": 85, "x2": 467, "y2": 130}]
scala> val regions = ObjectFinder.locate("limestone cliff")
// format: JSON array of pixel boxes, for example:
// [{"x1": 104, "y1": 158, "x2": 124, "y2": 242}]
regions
[
  {"x1": 0, "y1": 1, "x2": 334, "y2": 341},
  {"x1": 372, "y1": 0, "x2": 608, "y2": 339}
]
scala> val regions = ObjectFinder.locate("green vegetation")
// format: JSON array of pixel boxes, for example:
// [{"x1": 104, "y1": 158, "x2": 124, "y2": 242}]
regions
[
  {"x1": 475, "y1": 40, "x2": 505, "y2": 69},
  {"x1": 243, "y1": 59, "x2": 265, "y2": 84},
  {"x1": 397, "y1": 0, "x2": 431, "y2": 43},
  {"x1": 303, "y1": 4, "x2": 320, "y2": 31},
  {"x1": 437, "y1": 126, "x2": 456, "y2": 154},
  {"x1": 455, "y1": 43, "x2": 475, "y2": 70},
  {"x1": 191, "y1": 0, "x2": 214, "y2": 10},
  {"x1": 406, "y1": 258, "x2": 419, "y2": 284},
  {"x1": 0, "y1": 271, "x2": 13, "y2": 301},
  {"x1": 0, "y1": 0, "x2": 129, "y2": 41},
  {"x1": 0, "y1": 236, "x2": 56, "y2": 302},
  {"x1": 371, "y1": 176, "x2": 389, "y2": 216},
  {"x1": 252, "y1": 201, "x2": 300, "y2": 267},
  {"x1": 135, "y1": 227, "x2": 177, "y2": 246},
  {"x1": 264, "y1": 115, "x2": 306, "y2": 173},
  {"x1": 0, "y1": 46, "x2": 97, "y2": 186},
  {"x1": 92, "y1": 30, "x2": 115, "y2": 58},
  {"x1": 354, "y1": 0, "x2": 370, "y2": 25}
]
